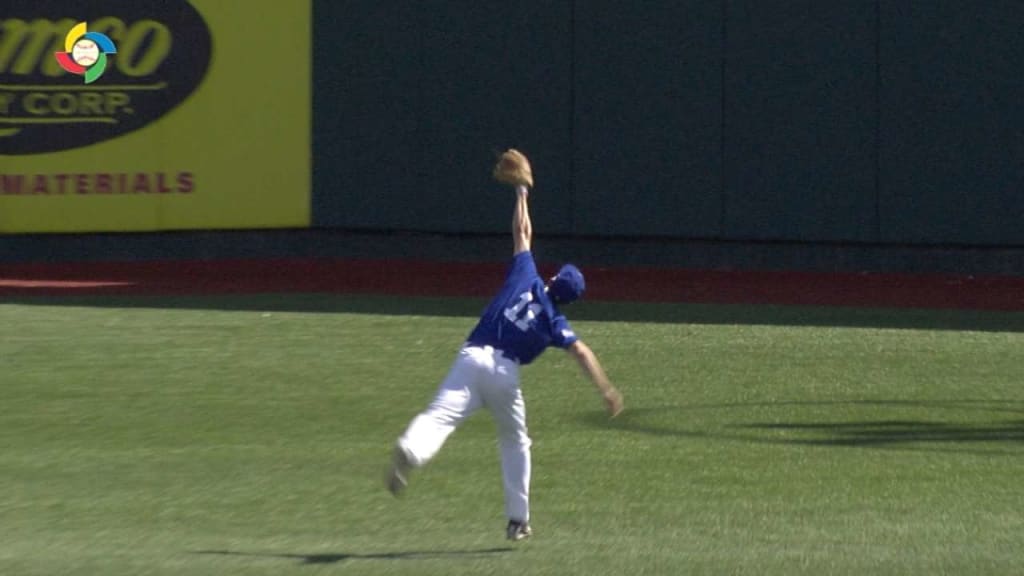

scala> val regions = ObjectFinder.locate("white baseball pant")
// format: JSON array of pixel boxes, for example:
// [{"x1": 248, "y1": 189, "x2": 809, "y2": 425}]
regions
[{"x1": 398, "y1": 344, "x2": 532, "y2": 522}]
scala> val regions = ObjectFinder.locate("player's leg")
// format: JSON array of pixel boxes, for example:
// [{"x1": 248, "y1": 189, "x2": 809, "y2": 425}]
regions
[
  {"x1": 389, "y1": 348, "x2": 483, "y2": 493},
  {"x1": 480, "y1": 356, "x2": 532, "y2": 536},
  {"x1": 496, "y1": 388, "x2": 532, "y2": 532}
]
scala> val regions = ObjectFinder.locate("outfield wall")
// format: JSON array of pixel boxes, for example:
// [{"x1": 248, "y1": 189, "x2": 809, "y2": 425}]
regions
[
  {"x1": 314, "y1": 0, "x2": 1024, "y2": 247},
  {"x1": 2, "y1": 1, "x2": 1023, "y2": 265}
]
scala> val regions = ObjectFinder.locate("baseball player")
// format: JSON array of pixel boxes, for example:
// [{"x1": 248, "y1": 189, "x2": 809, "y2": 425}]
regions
[{"x1": 386, "y1": 149, "x2": 624, "y2": 541}]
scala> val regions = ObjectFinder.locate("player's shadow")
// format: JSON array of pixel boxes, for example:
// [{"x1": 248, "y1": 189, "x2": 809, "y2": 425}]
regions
[
  {"x1": 584, "y1": 400, "x2": 1024, "y2": 455},
  {"x1": 738, "y1": 419, "x2": 1024, "y2": 447},
  {"x1": 193, "y1": 546, "x2": 514, "y2": 566}
]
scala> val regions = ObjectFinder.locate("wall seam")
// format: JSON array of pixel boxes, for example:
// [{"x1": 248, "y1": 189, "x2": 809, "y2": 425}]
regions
[
  {"x1": 568, "y1": 0, "x2": 577, "y2": 235},
  {"x1": 719, "y1": 0, "x2": 728, "y2": 238},
  {"x1": 874, "y1": 0, "x2": 882, "y2": 242}
]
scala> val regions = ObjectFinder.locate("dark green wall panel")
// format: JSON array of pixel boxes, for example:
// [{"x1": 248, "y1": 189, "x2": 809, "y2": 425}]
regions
[
  {"x1": 723, "y1": 1, "x2": 877, "y2": 242},
  {"x1": 572, "y1": 2, "x2": 724, "y2": 237},
  {"x1": 879, "y1": 1, "x2": 1024, "y2": 244},
  {"x1": 313, "y1": 1, "x2": 1024, "y2": 248},
  {"x1": 314, "y1": 2, "x2": 573, "y2": 234}
]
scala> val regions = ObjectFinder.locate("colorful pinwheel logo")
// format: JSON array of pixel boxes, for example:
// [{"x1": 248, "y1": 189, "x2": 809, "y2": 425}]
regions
[{"x1": 54, "y1": 22, "x2": 117, "y2": 84}]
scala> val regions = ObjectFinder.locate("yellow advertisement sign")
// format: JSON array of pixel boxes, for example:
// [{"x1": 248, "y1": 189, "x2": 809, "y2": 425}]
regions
[{"x1": 0, "y1": 0, "x2": 311, "y2": 233}]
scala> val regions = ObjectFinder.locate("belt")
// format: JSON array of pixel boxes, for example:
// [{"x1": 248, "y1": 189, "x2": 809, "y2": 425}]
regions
[{"x1": 467, "y1": 342, "x2": 520, "y2": 364}]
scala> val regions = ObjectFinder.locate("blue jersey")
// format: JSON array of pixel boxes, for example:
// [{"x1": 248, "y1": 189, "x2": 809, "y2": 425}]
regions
[{"x1": 466, "y1": 251, "x2": 578, "y2": 365}]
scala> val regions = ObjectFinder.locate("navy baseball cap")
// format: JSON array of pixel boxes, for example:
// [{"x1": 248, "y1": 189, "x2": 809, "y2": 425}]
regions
[{"x1": 550, "y1": 264, "x2": 585, "y2": 303}]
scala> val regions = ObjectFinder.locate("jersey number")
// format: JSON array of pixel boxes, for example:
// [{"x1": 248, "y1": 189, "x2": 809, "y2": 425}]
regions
[{"x1": 504, "y1": 291, "x2": 542, "y2": 332}]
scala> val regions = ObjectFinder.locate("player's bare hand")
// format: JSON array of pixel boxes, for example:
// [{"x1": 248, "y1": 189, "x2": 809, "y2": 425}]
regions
[{"x1": 603, "y1": 388, "x2": 624, "y2": 418}]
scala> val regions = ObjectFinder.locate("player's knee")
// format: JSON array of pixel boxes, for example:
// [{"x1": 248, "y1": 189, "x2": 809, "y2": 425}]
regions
[
  {"x1": 424, "y1": 403, "x2": 467, "y2": 425},
  {"x1": 500, "y1": 432, "x2": 531, "y2": 451}
]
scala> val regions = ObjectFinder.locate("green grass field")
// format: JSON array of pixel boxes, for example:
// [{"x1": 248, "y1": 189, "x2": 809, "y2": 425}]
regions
[{"x1": 2, "y1": 295, "x2": 1023, "y2": 575}]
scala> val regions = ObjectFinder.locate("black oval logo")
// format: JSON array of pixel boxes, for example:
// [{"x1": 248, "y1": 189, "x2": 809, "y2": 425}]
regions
[{"x1": 0, "y1": 0, "x2": 212, "y2": 155}]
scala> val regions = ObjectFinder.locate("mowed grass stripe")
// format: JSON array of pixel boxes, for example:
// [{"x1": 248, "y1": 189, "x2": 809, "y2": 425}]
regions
[{"x1": 1, "y1": 296, "x2": 1022, "y2": 576}]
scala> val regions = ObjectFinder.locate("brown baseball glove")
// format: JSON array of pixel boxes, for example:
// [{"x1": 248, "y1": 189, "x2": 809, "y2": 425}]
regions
[{"x1": 492, "y1": 148, "x2": 534, "y2": 189}]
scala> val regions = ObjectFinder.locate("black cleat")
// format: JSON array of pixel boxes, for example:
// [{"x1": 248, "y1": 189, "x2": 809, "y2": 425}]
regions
[
  {"x1": 506, "y1": 520, "x2": 532, "y2": 541},
  {"x1": 386, "y1": 445, "x2": 413, "y2": 496}
]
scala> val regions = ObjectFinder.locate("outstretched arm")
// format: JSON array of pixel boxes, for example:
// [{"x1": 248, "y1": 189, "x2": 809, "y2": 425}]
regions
[
  {"x1": 513, "y1": 185, "x2": 532, "y2": 255},
  {"x1": 567, "y1": 340, "x2": 624, "y2": 417}
]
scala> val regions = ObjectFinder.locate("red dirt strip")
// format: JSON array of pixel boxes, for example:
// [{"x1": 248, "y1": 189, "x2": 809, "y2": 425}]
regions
[{"x1": 1, "y1": 259, "x2": 1023, "y2": 311}]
